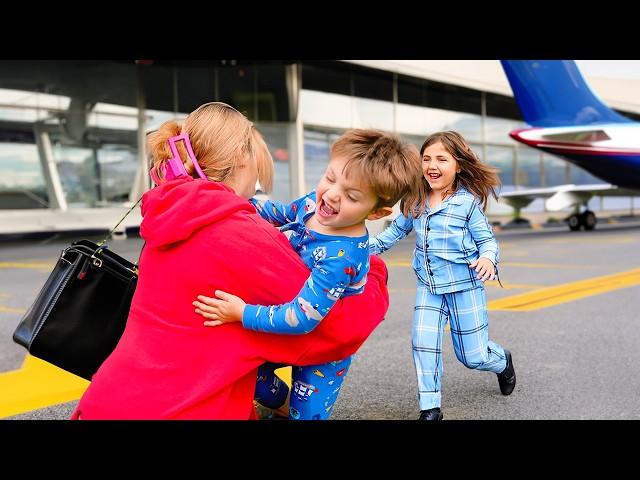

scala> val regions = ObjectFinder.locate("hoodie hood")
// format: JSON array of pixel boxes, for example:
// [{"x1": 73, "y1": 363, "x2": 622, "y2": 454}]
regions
[{"x1": 140, "y1": 177, "x2": 253, "y2": 248}]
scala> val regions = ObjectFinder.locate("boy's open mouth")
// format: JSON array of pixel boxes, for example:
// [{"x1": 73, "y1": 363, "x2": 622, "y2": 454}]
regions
[{"x1": 318, "y1": 199, "x2": 338, "y2": 217}]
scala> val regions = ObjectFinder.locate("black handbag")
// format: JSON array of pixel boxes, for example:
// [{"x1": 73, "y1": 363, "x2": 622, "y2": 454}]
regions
[{"x1": 12, "y1": 202, "x2": 141, "y2": 380}]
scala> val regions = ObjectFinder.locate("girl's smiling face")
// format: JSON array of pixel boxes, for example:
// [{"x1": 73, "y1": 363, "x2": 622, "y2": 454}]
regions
[{"x1": 422, "y1": 141, "x2": 460, "y2": 195}]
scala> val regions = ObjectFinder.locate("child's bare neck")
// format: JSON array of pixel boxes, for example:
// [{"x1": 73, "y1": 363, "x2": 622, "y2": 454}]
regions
[
  {"x1": 429, "y1": 188, "x2": 454, "y2": 209},
  {"x1": 306, "y1": 215, "x2": 366, "y2": 237},
  {"x1": 429, "y1": 190, "x2": 443, "y2": 209}
]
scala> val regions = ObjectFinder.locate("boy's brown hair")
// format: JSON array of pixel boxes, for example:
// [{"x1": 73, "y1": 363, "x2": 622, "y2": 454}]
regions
[{"x1": 331, "y1": 129, "x2": 423, "y2": 218}]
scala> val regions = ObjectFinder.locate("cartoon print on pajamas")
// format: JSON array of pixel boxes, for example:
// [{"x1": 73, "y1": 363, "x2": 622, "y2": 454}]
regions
[
  {"x1": 284, "y1": 307, "x2": 299, "y2": 328},
  {"x1": 297, "y1": 297, "x2": 323, "y2": 321},
  {"x1": 292, "y1": 380, "x2": 318, "y2": 402},
  {"x1": 312, "y1": 246, "x2": 327, "y2": 263},
  {"x1": 247, "y1": 191, "x2": 368, "y2": 419},
  {"x1": 326, "y1": 282, "x2": 347, "y2": 301},
  {"x1": 304, "y1": 197, "x2": 316, "y2": 214}
]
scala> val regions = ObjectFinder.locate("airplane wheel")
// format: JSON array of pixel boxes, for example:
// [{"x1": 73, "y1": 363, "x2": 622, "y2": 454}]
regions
[
  {"x1": 568, "y1": 214, "x2": 581, "y2": 231},
  {"x1": 583, "y1": 211, "x2": 596, "y2": 230}
]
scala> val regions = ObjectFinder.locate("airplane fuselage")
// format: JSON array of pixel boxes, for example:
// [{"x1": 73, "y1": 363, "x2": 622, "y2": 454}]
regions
[{"x1": 510, "y1": 124, "x2": 640, "y2": 190}]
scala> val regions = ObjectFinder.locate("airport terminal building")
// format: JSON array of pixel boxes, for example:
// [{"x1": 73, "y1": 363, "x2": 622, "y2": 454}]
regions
[{"x1": 1, "y1": 60, "x2": 639, "y2": 225}]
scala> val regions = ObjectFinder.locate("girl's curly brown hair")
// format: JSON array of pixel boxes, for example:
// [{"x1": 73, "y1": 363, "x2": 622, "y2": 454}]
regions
[{"x1": 412, "y1": 130, "x2": 500, "y2": 211}]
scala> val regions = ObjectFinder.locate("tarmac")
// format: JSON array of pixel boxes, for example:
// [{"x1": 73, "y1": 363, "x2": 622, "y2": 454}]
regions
[{"x1": 4, "y1": 222, "x2": 640, "y2": 419}]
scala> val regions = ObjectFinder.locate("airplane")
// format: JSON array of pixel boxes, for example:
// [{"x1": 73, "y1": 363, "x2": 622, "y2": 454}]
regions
[{"x1": 499, "y1": 60, "x2": 640, "y2": 231}]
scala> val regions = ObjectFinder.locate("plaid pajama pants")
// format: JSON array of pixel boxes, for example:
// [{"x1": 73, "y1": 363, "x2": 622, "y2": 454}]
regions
[{"x1": 413, "y1": 283, "x2": 507, "y2": 410}]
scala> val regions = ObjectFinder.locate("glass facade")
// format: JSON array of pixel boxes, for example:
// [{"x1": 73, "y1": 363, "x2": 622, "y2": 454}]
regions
[
  {"x1": 0, "y1": 61, "x2": 139, "y2": 209},
  {"x1": 543, "y1": 153, "x2": 571, "y2": 186},
  {"x1": 515, "y1": 147, "x2": 542, "y2": 188},
  {"x1": 0, "y1": 142, "x2": 47, "y2": 208},
  {"x1": 0, "y1": 60, "x2": 635, "y2": 215}
]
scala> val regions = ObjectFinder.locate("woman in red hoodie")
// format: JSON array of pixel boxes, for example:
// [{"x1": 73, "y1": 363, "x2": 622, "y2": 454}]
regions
[{"x1": 71, "y1": 102, "x2": 390, "y2": 419}]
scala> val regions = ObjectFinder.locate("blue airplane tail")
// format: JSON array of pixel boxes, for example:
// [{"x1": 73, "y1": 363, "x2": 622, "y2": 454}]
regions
[{"x1": 500, "y1": 60, "x2": 633, "y2": 127}]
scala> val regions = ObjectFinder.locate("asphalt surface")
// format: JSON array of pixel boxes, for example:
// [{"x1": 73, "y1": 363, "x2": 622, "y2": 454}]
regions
[{"x1": 2, "y1": 222, "x2": 640, "y2": 420}]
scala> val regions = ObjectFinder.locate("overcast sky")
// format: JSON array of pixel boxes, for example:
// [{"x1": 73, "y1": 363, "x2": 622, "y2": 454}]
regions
[{"x1": 576, "y1": 60, "x2": 640, "y2": 79}]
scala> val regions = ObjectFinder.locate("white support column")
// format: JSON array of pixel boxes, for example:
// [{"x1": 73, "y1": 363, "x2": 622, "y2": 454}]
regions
[
  {"x1": 286, "y1": 63, "x2": 305, "y2": 199},
  {"x1": 392, "y1": 73, "x2": 398, "y2": 133},
  {"x1": 33, "y1": 123, "x2": 67, "y2": 211},
  {"x1": 130, "y1": 62, "x2": 150, "y2": 202}
]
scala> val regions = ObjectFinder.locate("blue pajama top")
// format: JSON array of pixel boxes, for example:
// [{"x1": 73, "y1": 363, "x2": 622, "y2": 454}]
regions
[
  {"x1": 244, "y1": 191, "x2": 369, "y2": 334},
  {"x1": 369, "y1": 186, "x2": 499, "y2": 294}
]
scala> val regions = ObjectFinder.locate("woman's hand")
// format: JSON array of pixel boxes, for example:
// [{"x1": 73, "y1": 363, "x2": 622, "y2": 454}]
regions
[
  {"x1": 193, "y1": 290, "x2": 246, "y2": 327},
  {"x1": 469, "y1": 257, "x2": 495, "y2": 282}
]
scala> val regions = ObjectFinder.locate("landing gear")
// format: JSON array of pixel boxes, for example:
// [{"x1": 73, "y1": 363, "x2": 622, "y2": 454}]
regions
[
  {"x1": 567, "y1": 210, "x2": 597, "y2": 231},
  {"x1": 568, "y1": 213, "x2": 581, "y2": 231},
  {"x1": 583, "y1": 210, "x2": 596, "y2": 230}
]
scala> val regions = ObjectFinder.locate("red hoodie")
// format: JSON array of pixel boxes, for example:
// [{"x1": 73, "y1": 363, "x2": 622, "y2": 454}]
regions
[{"x1": 71, "y1": 177, "x2": 389, "y2": 419}]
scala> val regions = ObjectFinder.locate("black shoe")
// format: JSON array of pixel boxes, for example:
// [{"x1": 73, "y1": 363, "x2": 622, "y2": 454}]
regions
[
  {"x1": 418, "y1": 407, "x2": 443, "y2": 421},
  {"x1": 497, "y1": 349, "x2": 516, "y2": 395}
]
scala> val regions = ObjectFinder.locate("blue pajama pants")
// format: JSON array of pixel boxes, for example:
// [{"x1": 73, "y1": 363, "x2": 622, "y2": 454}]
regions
[
  {"x1": 413, "y1": 283, "x2": 507, "y2": 410},
  {"x1": 255, "y1": 356, "x2": 352, "y2": 420}
]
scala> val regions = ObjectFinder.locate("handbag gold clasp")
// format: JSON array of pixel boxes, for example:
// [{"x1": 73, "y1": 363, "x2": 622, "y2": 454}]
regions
[{"x1": 91, "y1": 248, "x2": 104, "y2": 268}]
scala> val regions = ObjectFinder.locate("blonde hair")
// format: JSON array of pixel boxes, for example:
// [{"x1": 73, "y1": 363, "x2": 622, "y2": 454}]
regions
[
  {"x1": 331, "y1": 129, "x2": 423, "y2": 218},
  {"x1": 147, "y1": 102, "x2": 273, "y2": 193},
  {"x1": 418, "y1": 130, "x2": 500, "y2": 210}
]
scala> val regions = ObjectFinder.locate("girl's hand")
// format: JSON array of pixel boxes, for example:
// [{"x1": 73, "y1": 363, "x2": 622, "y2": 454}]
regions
[
  {"x1": 193, "y1": 290, "x2": 246, "y2": 327},
  {"x1": 469, "y1": 258, "x2": 496, "y2": 282}
]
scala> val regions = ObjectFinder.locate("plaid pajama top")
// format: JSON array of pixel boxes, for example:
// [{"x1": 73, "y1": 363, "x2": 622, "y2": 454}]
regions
[{"x1": 369, "y1": 186, "x2": 499, "y2": 294}]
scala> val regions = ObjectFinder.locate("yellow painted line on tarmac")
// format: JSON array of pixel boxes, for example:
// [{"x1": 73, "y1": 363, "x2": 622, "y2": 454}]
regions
[
  {"x1": 0, "y1": 355, "x2": 89, "y2": 418},
  {"x1": 0, "y1": 262, "x2": 54, "y2": 270},
  {"x1": 0, "y1": 305, "x2": 25, "y2": 314},
  {"x1": 488, "y1": 267, "x2": 640, "y2": 311},
  {"x1": 0, "y1": 356, "x2": 289, "y2": 419},
  {"x1": 387, "y1": 261, "x2": 412, "y2": 267},
  {"x1": 275, "y1": 366, "x2": 291, "y2": 386}
]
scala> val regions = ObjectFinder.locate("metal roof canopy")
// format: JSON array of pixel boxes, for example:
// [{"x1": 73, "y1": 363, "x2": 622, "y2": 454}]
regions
[{"x1": 342, "y1": 60, "x2": 640, "y2": 115}]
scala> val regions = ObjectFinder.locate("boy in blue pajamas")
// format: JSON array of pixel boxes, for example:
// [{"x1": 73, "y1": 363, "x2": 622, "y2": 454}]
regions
[
  {"x1": 369, "y1": 131, "x2": 516, "y2": 421},
  {"x1": 193, "y1": 129, "x2": 423, "y2": 419},
  {"x1": 249, "y1": 190, "x2": 366, "y2": 420}
]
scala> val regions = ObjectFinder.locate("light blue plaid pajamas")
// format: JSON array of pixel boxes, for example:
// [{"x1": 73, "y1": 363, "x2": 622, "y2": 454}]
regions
[
  {"x1": 370, "y1": 186, "x2": 509, "y2": 410},
  {"x1": 413, "y1": 284, "x2": 506, "y2": 409}
]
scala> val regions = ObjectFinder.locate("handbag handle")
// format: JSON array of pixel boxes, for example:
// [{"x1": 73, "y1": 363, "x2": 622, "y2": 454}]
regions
[{"x1": 98, "y1": 196, "x2": 143, "y2": 246}]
